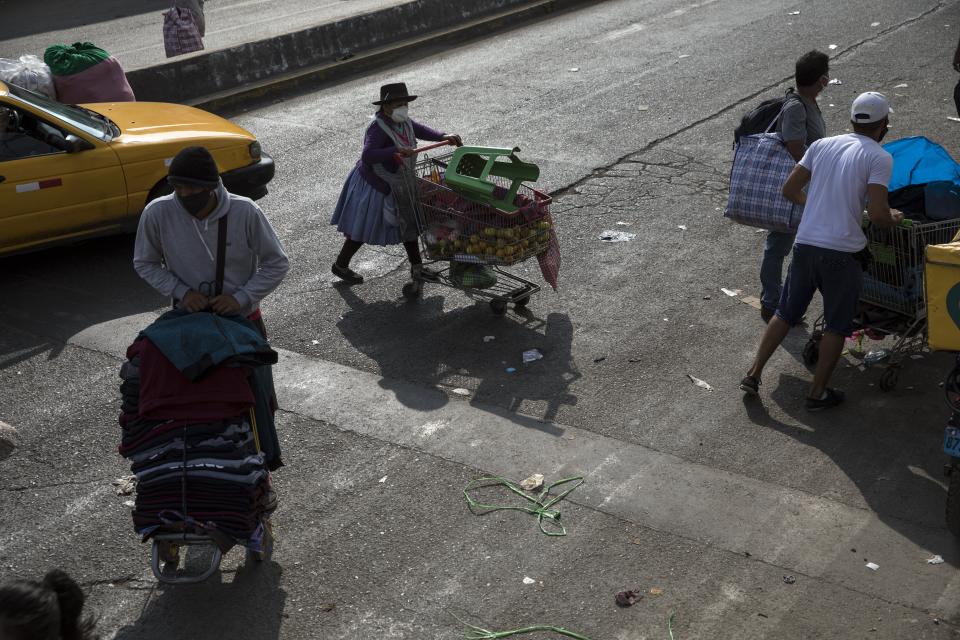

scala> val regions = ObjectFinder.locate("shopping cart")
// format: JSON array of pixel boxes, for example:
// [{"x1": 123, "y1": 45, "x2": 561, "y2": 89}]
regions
[
  {"x1": 802, "y1": 217, "x2": 960, "y2": 390},
  {"x1": 397, "y1": 143, "x2": 559, "y2": 315}
]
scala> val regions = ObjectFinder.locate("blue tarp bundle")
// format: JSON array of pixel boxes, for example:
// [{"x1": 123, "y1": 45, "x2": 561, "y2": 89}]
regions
[{"x1": 883, "y1": 136, "x2": 960, "y2": 192}]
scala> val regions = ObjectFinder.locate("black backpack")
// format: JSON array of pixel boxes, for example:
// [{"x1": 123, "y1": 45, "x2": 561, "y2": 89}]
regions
[{"x1": 733, "y1": 89, "x2": 800, "y2": 147}]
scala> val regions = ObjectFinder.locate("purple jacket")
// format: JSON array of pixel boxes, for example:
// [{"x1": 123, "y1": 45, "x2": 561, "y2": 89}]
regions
[{"x1": 358, "y1": 112, "x2": 446, "y2": 194}]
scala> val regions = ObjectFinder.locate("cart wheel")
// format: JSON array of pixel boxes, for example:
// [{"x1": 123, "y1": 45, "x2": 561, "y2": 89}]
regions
[
  {"x1": 490, "y1": 299, "x2": 508, "y2": 315},
  {"x1": 402, "y1": 281, "x2": 422, "y2": 301},
  {"x1": 802, "y1": 338, "x2": 819, "y2": 367},
  {"x1": 947, "y1": 469, "x2": 960, "y2": 537},
  {"x1": 514, "y1": 295, "x2": 531, "y2": 309},
  {"x1": 248, "y1": 520, "x2": 274, "y2": 564},
  {"x1": 879, "y1": 367, "x2": 899, "y2": 392}
]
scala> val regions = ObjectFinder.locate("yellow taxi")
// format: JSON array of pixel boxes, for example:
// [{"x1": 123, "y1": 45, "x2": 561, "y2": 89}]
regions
[{"x1": 0, "y1": 80, "x2": 274, "y2": 257}]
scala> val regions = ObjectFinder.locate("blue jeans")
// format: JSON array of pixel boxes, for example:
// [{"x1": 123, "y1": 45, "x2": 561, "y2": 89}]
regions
[
  {"x1": 777, "y1": 244, "x2": 862, "y2": 336},
  {"x1": 760, "y1": 230, "x2": 796, "y2": 310}
]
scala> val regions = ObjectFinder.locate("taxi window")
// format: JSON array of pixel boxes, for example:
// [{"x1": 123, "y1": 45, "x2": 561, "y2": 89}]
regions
[
  {"x1": 0, "y1": 106, "x2": 66, "y2": 162},
  {"x1": 5, "y1": 83, "x2": 112, "y2": 141}
]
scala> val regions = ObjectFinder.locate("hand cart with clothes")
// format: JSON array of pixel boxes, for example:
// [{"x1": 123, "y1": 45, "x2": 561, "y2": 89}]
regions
[
  {"x1": 399, "y1": 143, "x2": 560, "y2": 314},
  {"x1": 800, "y1": 136, "x2": 960, "y2": 390},
  {"x1": 117, "y1": 310, "x2": 282, "y2": 584}
]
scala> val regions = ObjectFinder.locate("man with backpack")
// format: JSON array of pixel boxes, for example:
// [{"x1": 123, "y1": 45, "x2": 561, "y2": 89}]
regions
[
  {"x1": 757, "y1": 50, "x2": 831, "y2": 323},
  {"x1": 739, "y1": 92, "x2": 902, "y2": 411}
]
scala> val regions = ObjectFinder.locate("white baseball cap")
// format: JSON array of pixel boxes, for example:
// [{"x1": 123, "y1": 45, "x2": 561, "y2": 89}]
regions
[{"x1": 850, "y1": 92, "x2": 893, "y2": 124}]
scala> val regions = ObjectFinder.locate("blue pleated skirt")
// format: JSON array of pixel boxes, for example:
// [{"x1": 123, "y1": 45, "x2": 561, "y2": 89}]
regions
[{"x1": 330, "y1": 167, "x2": 402, "y2": 246}]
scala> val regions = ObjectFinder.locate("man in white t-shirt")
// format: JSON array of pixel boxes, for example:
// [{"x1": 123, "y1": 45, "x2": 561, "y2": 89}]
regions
[{"x1": 739, "y1": 92, "x2": 903, "y2": 411}]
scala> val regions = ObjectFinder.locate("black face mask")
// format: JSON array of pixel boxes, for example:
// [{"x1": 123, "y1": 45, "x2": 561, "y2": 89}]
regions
[{"x1": 178, "y1": 190, "x2": 213, "y2": 216}]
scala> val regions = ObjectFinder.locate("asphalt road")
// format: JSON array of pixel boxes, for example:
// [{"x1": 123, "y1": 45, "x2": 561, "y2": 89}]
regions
[{"x1": 3, "y1": 0, "x2": 960, "y2": 638}]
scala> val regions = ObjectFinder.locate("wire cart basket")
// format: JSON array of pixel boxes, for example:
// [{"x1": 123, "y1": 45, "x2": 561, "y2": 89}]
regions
[
  {"x1": 803, "y1": 217, "x2": 960, "y2": 390},
  {"x1": 398, "y1": 144, "x2": 559, "y2": 314}
]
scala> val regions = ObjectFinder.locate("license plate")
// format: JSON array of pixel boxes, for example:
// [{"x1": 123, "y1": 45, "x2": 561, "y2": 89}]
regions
[{"x1": 944, "y1": 426, "x2": 960, "y2": 457}]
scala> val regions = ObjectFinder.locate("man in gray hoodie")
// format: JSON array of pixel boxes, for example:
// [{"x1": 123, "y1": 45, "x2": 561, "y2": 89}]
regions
[{"x1": 134, "y1": 146, "x2": 289, "y2": 329}]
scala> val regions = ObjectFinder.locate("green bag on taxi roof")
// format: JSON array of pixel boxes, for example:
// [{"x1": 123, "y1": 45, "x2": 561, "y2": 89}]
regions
[{"x1": 44, "y1": 43, "x2": 110, "y2": 77}]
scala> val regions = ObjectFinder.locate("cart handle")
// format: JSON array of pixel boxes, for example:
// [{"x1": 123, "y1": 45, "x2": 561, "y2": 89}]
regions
[{"x1": 393, "y1": 140, "x2": 454, "y2": 164}]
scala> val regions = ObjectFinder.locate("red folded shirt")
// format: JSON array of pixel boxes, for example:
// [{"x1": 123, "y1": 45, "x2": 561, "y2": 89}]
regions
[{"x1": 130, "y1": 339, "x2": 255, "y2": 421}]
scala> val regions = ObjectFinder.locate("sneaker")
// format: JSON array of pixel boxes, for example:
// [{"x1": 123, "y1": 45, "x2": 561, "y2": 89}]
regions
[
  {"x1": 332, "y1": 263, "x2": 363, "y2": 285},
  {"x1": 760, "y1": 307, "x2": 775, "y2": 323},
  {"x1": 739, "y1": 375, "x2": 760, "y2": 396},
  {"x1": 806, "y1": 388, "x2": 845, "y2": 412},
  {"x1": 411, "y1": 264, "x2": 440, "y2": 283}
]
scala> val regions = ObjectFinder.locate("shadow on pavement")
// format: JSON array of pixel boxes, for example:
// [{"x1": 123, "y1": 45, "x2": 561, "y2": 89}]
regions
[
  {"x1": 334, "y1": 285, "x2": 579, "y2": 433},
  {"x1": 0, "y1": 235, "x2": 165, "y2": 367},
  {"x1": 0, "y1": 1, "x2": 172, "y2": 41},
  {"x1": 744, "y1": 367, "x2": 959, "y2": 566},
  {"x1": 112, "y1": 561, "x2": 286, "y2": 640}
]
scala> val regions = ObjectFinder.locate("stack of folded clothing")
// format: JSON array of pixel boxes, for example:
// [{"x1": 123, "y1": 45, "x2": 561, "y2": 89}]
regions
[{"x1": 118, "y1": 310, "x2": 280, "y2": 549}]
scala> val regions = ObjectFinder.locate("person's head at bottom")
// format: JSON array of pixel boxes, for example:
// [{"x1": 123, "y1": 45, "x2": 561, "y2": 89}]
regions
[
  {"x1": 0, "y1": 569, "x2": 98, "y2": 640},
  {"x1": 167, "y1": 146, "x2": 221, "y2": 219}
]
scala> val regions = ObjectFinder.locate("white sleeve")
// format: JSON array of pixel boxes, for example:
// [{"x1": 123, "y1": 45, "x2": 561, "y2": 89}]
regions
[
  {"x1": 797, "y1": 140, "x2": 818, "y2": 171},
  {"x1": 868, "y1": 150, "x2": 893, "y2": 187}
]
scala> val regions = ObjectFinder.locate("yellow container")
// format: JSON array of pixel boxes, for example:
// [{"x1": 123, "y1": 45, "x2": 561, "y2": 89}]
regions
[{"x1": 926, "y1": 241, "x2": 960, "y2": 351}]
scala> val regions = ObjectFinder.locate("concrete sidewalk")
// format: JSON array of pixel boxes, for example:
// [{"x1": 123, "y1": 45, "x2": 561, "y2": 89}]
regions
[{"x1": 0, "y1": 0, "x2": 411, "y2": 72}]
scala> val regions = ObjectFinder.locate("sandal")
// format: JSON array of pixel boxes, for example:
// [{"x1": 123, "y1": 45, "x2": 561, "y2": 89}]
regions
[{"x1": 739, "y1": 375, "x2": 760, "y2": 396}]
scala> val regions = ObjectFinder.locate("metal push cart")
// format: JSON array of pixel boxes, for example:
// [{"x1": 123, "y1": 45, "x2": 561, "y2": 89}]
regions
[
  {"x1": 803, "y1": 217, "x2": 960, "y2": 390},
  {"x1": 145, "y1": 408, "x2": 276, "y2": 585},
  {"x1": 397, "y1": 143, "x2": 558, "y2": 314}
]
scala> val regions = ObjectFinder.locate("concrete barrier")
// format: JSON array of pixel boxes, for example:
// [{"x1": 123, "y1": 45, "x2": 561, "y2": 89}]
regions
[{"x1": 127, "y1": 0, "x2": 602, "y2": 106}]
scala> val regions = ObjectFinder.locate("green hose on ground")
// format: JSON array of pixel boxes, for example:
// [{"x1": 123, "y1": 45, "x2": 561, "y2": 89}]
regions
[{"x1": 462, "y1": 475, "x2": 584, "y2": 536}]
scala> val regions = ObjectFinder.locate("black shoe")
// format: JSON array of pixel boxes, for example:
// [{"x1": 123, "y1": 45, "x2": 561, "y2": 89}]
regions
[
  {"x1": 411, "y1": 264, "x2": 440, "y2": 283},
  {"x1": 739, "y1": 375, "x2": 760, "y2": 396},
  {"x1": 332, "y1": 263, "x2": 364, "y2": 284},
  {"x1": 760, "y1": 307, "x2": 775, "y2": 323},
  {"x1": 806, "y1": 388, "x2": 845, "y2": 412}
]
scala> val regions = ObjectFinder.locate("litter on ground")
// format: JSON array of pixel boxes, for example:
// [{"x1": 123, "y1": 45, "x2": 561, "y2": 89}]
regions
[
  {"x1": 599, "y1": 230, "x2": 636, "y2": 242},
  {"x1": 615, "y1": 589, "x2": 641, "y2": 607},
  {"x1": 678, "y1": 224, "x2": 688, "y2": 230},
  {"x1": 783, "y1": 575, "x2": 796, "y2": 584},
  {"x1": 616, "y1": 221, "x2": 632, "y2": 226},
  {"x1": 687, "y1": 374, "x2": 714, "y2": 391},
  {"x1": 112, "y1": 475, "x2": 137, "y2": 496},
  {"x1": 828, "y1": 78, "x2": 842, "y2": 85},
  {"x1": 483, "y1": 335, "x2": 496, "y2": 342},
  {"x1": 520, "y1": 473, "x2": 544, "y2": 491},
  {"x1": 828, "y1": 44, "x2": 838, "y2": 50},
  {"x1": 927, "y1": 555, "x2": 945, "y2": 565},
  {"x1": 721, "y1": 287, "x2": 742, "y2": 297},
  {"x1": 949, "y1": 117, "x2": 960, "y2": 123},
  {"x1": 788, "y1": 10, "x2": 800, "y2": 15},
  {"x1": 379, "y1": 476, "x2": 388, "y2": 483},
  {"x1": 894, "y1": 83, "x2": 908, "y2": 88},
  {"x1": 649, "y1": 587, "x2": 664, "y2": 596},
  {"x1": 568, "y1": 67, "x2": 580, "y2": 72},
  {"x1": 522, "y1": 576, "x2": 536, "y2": 585},
  {"x1": 866, "y1": 562, "x2": 880, "y2": 571},
  {"x1": 453, "y1": 388, "x2": 471, "y2": 396},
  {"x1": 523, "y1": 349, "x2": 544, "y2": 363},
  {"x1": 871, "y1": 21, "x2": 880, "y2": 26}
]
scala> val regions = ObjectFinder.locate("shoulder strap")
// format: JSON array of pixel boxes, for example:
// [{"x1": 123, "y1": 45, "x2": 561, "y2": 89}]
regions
[
  {"x1": 215, "y1": 216, "x2": 228, "y2": 296},
  {"x1": 764, "y1": 92, "x2": 801, "y2": 134}
]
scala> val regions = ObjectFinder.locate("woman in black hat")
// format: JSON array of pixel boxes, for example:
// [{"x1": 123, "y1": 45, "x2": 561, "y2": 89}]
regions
[{"x1": 330, "y1": 82, "x2": 462, "y2": 284}]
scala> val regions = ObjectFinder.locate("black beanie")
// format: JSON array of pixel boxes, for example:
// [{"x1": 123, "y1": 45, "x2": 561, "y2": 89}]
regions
[{"x1": 168, "y1": 146, "x2": 220, "y2": 188}]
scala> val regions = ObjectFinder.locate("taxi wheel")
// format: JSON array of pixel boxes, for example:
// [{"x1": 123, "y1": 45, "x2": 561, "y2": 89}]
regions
[{"x1": 147, "y1": 180, "x2": 173, "y2": 203}]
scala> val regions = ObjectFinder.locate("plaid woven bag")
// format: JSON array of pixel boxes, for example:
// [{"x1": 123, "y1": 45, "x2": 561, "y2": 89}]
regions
[
  {"x1": 724, "y1": 133, "x2": 803, "y2": 233},
  {"x1": 163, "y1": 7, "x2": 204, "y2": 58}
]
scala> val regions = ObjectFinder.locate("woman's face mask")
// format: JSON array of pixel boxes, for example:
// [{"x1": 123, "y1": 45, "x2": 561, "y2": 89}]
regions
[{"x1": 390, "y1": 105, "x2": 409, "y2": 123}]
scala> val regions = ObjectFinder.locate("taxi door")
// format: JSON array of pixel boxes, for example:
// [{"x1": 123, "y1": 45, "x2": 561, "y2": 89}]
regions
[{"x1": 0, "y1": 106, "x2": 126, "y2": 255}]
